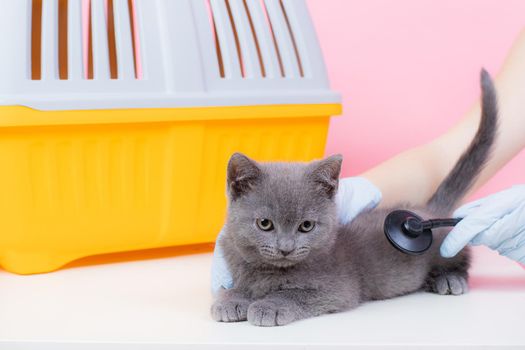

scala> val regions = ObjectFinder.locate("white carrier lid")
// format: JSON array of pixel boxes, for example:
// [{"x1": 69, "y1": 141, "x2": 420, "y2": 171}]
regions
[{"x1": 0, "y1": 0, "x2": 340, "y2": 111}]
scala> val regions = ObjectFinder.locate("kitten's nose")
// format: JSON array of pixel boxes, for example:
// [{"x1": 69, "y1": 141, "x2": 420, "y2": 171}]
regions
[{"x1": 279, "y1": 248, "x2": 293, "y2": 257}]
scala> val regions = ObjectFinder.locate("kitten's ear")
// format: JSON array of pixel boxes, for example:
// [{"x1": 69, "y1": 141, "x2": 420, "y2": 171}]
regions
[
  {"x1": 308, "y1": 154, "x2": 343, "y2": 198},
  {"x1": 227, "y1": 152, "x2": 262, "y2": 200}
]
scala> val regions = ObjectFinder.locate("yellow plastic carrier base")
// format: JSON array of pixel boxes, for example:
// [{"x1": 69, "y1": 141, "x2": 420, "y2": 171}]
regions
[{"x1": 0, "y1": 104, "x2": 340, "y2": 274}]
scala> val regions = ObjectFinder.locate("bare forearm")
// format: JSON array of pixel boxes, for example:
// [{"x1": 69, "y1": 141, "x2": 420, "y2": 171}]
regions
[
  {"x1": 362, "y1": 29, "x2": 525, "y2": 207},
  {"x1": 361, "y1": 143, "x2": 447, "y2": 207}
]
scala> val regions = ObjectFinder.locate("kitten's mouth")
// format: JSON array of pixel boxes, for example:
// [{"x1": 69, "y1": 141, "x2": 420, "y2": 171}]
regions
[
  {"x1": 258, "y1": 247, "x2": 310, "y2": 267},
  {"x1": 268, "y1": 258, "x2": 297, "y2": 268}
]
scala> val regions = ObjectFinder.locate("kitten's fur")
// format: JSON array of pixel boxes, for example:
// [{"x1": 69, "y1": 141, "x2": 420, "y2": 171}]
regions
[{"x1": 212, "y1": 70, "x2": 498, "y2": 326}]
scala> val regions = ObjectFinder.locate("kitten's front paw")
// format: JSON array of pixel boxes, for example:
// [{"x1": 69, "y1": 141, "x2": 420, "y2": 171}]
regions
[
  {"x1": 429, "y1": 274, "x2": 469, "y2": 296},
  {"x1": 247, "y1": 300, "x2": 298, "y2": 327},
  {"x1": 211, "y1": 298, "x2": 250, "y2": 322}
]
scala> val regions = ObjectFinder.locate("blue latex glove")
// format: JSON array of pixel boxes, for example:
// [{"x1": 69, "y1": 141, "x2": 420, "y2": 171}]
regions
[
  {"x1": 441, "y1": 185, "x2": 525, "y2": 264},
  {"x1": 211, "y1": 177, "x2": 382, "y2": 294}
]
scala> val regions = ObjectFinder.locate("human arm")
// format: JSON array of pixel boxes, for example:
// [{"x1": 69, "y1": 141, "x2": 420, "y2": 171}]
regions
[{"x1": 362, "y1": 29, "x2": 525, "y2": 207}]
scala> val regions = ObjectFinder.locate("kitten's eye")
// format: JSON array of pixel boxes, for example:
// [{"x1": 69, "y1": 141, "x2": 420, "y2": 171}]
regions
[
  {"x1": 256, "y1": 218, "x2": 274, "y2": 231},
  {"x1": 298, "y1": 220, "x2": 315, "y2": 233}
]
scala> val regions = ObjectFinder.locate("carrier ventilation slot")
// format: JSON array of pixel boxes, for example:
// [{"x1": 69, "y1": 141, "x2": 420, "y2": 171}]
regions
[
  {"x1": 31, "y1": 0, "x2": 43, "y2": 80},
  {"x1": 243, "y1": 0, "x2": 265, "y2": 77},
  {"x1": 225, "y1": 0, "x2": 245, "y2": 77},
  {"x1": 279, "y1": 0, "x2": 303, "y2": 77},
  {"x1": 127, "y1": 0, "x2": 142, "y2": 79},
  {"x1": 207, "y1": 0, "x2": 305, "y2": 79},
  {"x1": 58, "y1": 0, "x2": 68, "y2": 79},
  {"x1": 107, "y1": 0, "x2": 118, "y2": 79},
  {"x1": 205, "y1": 0, "x2": 226, "y2": 77},
  {"x1": 260, "y1": 0, "x2": 284, "y2": 77},
  {"x1": 30, "y1": 0, "x2": 141, "y2": 80}
]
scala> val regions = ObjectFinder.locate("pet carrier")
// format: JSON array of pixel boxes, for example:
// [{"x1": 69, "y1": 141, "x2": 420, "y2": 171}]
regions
[{"x1": 0, "y1": 0, "x2": 340, "y2": 274}]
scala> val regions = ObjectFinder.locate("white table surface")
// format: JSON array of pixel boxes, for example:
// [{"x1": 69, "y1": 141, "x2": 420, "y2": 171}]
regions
[{"x1": 0, "y1": 246, "x2": 524, "y2": 349}]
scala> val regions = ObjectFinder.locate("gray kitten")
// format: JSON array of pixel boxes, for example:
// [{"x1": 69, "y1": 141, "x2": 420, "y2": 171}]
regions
[{"x1": 211, "y1": 70, "x2": 498, "y2": 326}]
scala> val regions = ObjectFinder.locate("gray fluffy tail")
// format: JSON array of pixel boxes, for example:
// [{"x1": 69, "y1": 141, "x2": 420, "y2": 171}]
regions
[{"x1": 427, "y1": 69, "x2": 498, "y2": 213}]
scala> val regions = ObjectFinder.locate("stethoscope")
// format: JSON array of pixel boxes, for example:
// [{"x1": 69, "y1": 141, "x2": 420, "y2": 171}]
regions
[{"x1": 384, "y1": 210, "x2": 462, "y2": 255}]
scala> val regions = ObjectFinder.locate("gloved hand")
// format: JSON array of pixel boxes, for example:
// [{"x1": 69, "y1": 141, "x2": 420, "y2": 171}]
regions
[
  {"x1": 441, "y1": 185, "x2": 525, "y2": 264},
  {"x1": 211, "y1": 177, "x2": 382, "y2": 294}
]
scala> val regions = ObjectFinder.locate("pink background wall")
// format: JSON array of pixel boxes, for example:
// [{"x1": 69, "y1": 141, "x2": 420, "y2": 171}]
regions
[{"x1": 308, "y1": 0, "x2": 525, "y2": 201}]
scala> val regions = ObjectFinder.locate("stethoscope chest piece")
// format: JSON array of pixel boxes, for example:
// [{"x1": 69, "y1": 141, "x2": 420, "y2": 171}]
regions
[{"x1": 384, "y1": 210, "x2": 433, "y2": 255}]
